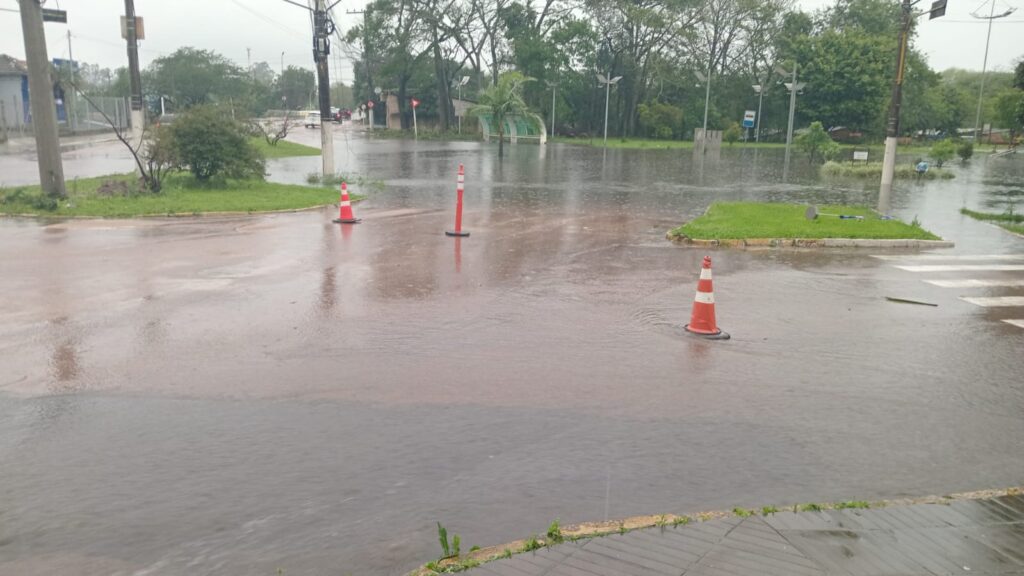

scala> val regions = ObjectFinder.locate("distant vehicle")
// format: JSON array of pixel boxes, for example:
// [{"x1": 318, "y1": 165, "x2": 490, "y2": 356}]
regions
[
  {"x1": 335, "y1": 109, "x2": 352, "y2": 122},
  {"x1": 304, "y1": 111, "x2": 321, "y2": 128}
]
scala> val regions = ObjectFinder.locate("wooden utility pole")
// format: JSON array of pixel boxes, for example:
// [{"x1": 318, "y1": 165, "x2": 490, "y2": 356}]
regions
[{"x1": 18, "y1": 0, "x2": 66, "y2": 197}]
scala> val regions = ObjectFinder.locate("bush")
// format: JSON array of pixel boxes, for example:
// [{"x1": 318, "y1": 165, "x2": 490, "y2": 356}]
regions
[
  {"x1": 796, "y1": 121, "x2": 839, "y2": 163},
  {"x1": 637, "y1": 102, "x2": 683, "y2": 139},
  {"x1": 169, "y1": 105, "x2": 266, "y2": 180},
  {"x1": 929, "y1": 139, "x2": 955, "y2": 168},
  {"x1": 957, "y1": 140, "x2": 974, "y2": 161},
  {"x1": 724, "y1": 122, "x2": 742, "y2": 145}
]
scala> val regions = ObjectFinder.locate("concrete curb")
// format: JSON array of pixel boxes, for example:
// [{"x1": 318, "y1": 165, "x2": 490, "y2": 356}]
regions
[
  {"x1": 411, "y1": 485, "x2": 1022, "y2": 575},
  {"x1": 666, "y1": 232, "x2": 955, "y2": 249},
  {"x1": 0, "y1": 198, "x2": 369, "y2": 221}
]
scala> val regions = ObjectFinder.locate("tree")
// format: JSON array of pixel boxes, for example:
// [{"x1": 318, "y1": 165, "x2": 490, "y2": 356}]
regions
[
  {"x1": 170, "y1": 106, "x2": 265, "y2": 180},
  {"x1": 276, "y1": 66, "x2": 316, "y2": 110},
  {"x1": 637, "y1": 101, "x2": 683, "y2": 139},
  {"x1": 957, "y1": 141, "x2": 973, "y2": 162},
  {"x1": 470, "y1": 71, "x2": 532, "y2": 156},
  {"x1": 796, "y1": 121, "x2": 838, "y2": 163},
  {"x1": 929, "y1": 139, "x2": 955, "y2": 167},
  {"x1": 723, "y1": 122, "x2": 741, "y2": 145},
  {"x1": 148, "y1": 48, "x2": 248, "y2": 108},
  {"x1": 993, "y1": 88, "x2": 1024, "y2": 145}
]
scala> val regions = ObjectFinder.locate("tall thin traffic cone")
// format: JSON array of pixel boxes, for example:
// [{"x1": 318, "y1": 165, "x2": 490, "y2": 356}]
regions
[
  {"x1": 445, "y1": 164, "x2": 470, "y2": 237},
  {"x1": 332, "y1": 182, "x2": 361, "y2": 224},
  {"x1": 685, "y1": 256, "x2": 729, "y2": 340}
]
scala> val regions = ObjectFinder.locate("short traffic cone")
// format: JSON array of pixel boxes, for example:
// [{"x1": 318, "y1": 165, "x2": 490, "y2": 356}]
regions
[
  {"x1": 685, "y1": 256, "x2": 729, "y2": 340},
  {"x1": 332, "y1": 182, "x2": 361, "y2": 224},
  {"x1": 445, "y1": 164, "x2": 470, "y2": 237}
]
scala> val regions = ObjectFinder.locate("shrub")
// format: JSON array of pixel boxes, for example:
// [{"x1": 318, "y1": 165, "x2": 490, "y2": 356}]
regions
[
  {"x1": 957, "y1": 140, "x2": 974, "y2": 161},
  {"x1": 930, "y1": 139, "x2": 955, "y2": 168},
  {"x1": 637, "y1": 102, "x2": 683, "y2": 139},
  {"x1": 723, "y1": 122, "x2": 742, "y2": 145},
  {"x1": 796, "y1": 121, "x2": 839, "y2": 163},
  {"x1": 169, "y1": 105, "x2": 266, "y2": 180}
]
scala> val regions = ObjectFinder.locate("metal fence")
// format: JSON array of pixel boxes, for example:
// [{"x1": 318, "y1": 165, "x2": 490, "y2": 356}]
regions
[{"x1": 0, "y1": 93, "x2": 128, "y2": 142}]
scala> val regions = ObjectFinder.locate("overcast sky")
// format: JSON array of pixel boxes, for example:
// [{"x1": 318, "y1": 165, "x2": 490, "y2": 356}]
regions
[{"x1": 1, "y1": 0, "x2": 1021, "y2": 82}]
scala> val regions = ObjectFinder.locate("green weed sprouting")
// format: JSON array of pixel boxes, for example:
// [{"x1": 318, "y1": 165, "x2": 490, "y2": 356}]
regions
[{"x1": 546, "y1": 519, "x2": 564, "y2": 543}]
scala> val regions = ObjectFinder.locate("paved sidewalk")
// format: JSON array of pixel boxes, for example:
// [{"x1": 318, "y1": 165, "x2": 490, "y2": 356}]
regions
[{"x1": 465, "y1": 494, "x2": 1024, "y2": 576}]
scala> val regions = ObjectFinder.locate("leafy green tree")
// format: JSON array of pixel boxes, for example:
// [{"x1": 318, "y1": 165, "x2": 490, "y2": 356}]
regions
[
  {"x1": 993, "y1": 88, "x2": 1024, "y2": 144},
  {"x1": 723, "y1": 122, "x2": 742, "y2": 145},
  {"x1": 957, "y1": 141, "x2": 973, "y2": 162},
  {"x1": 276, "y1": 66, "x2": 316, "y2": 110},
  {"x1": 796, "y1": 121, "x2": 839, "y2": 163},
  {"x1": 149, "y1": 48, "x2": 248, "y2": 108},
  {"x1": 637, "y1": 102, "x2": 683, "y2": 139},
  {"x1": 169, "y1": 106, "x2": 265, "y2": 180},
  {"x1": 470, "y1": 72, "x2": 533, "y2": 156},
  {"x1": 929, "y1": 139, "x2": 955, "y2": 167}
]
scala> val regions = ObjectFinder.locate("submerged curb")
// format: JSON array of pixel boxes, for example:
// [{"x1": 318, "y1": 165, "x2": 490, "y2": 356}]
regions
[
  {"x1": 666, "y1": 231, "x2": 955, "y2": 249},
  {"x1": 0, "y1": 199, "x2": 366, "y2": 220},
  {"x1": 412, "y1": 486, "x2": 1022, "y2": 575}
]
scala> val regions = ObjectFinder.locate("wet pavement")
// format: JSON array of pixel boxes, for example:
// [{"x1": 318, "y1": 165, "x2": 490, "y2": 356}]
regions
[
  {"x1": 464, "y1": 493, "x2": 1024, "y2": 576},
  {"x1": 1, "y1": 130, "x2": 1023, "y2": 575}
]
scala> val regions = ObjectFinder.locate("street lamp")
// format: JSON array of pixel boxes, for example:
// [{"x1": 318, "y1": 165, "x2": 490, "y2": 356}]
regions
[
  {"x1": 775, "y1": 64, "x2": 805, "y2": 173},
  {"x1": 751, "y1": 82, "x2": 766, "y2": 143},
  {"x1": 695, "y1": 67, "x2": 712, "y2": 135},
  {"x1": 597, "y1": 72, "x2": 622, "y2": 147},
  {"x1": 455, "y1": 75, "x2": 469, "y2": 134},
  {"x1": 972, "y1": 0, "x2": 1016, "y2": 142},
  {"x1": 545, "y1": 78, "x2": 558, "y2": 139}
]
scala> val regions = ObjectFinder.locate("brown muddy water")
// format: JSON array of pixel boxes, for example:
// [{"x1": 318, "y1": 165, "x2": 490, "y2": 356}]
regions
[{"x1": 1, "y1": 133, "x2": 1023, "y2": 575}]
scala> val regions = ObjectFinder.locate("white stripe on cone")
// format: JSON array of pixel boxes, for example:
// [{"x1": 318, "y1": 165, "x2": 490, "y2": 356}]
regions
[
  {"x1": 694, "y1": 291, "x2": 715, "y2": 304},
  {"x1": 700, "y1": 268, "x2": 713, "y2": 280}
]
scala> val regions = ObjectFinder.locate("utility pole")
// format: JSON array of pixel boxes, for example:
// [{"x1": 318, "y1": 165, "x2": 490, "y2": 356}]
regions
[
  {"x1": 972, "y1": 0, "x2": 1015, "y2": 143},
  {"x1": 878, "y1": 0, "x2": 946, "y2": 214},
  {"x1": 124, "y1": 0, "x2": 144, "y2": 151},
  {"x1": 18, "y1": 0, "x2": 66, "y2": 197},
  {"x1": 283, "y1": 0, "x2": 338, "y2": 175},
  {"x1": 777, "y1": 63, "x2": 804, "y2": 174}
]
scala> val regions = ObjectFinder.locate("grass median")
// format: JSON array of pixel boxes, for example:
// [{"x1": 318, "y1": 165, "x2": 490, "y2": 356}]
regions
[
  {"x1": 249, "y1": 138, "x2": 321, "y2": 158},
  {"x1": 671, "y1": 202, "x2": 940, "y2": 241},
  {"x1": 960, "y1": 207, "x2": 1024, "y2": 235},
  {"x1": 0, "y1": 173, "x2": 360, "y2": 218}
]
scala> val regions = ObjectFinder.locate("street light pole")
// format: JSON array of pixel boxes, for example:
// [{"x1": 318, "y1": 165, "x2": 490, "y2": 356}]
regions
[
  {"x1": 777, "y1": 64, "x2": 803, "y2": 173},
  {"x1": 597, "y1": 73, "x2": 622, "y2": 147},
  {"x1": 702, "y1": 64, "x2": 712, "y2": 134},
  {"x1": 752, "y1": 83, "x2": 765, "y2": 143},
  {"x1": 972, "y1": 0, "x2": 1015, "y2": 143}
]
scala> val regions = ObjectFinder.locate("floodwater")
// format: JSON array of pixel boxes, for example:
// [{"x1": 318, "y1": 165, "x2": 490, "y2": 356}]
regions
[{"x1": 1, "y1": 129, "x2": 1023, "y2": 575}]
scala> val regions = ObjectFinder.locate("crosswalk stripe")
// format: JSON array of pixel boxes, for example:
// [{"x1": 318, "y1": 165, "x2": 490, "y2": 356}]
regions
[
  {"x1": 924, "y1": 279, "x2": 1024, "y2": 288},
  {"x1": 873, "y1": 254, "x2": 1024, "y2": 261},
  {"x1": 895, "y1": 265, "x2": 1024, "y2": 272},
  {"x1": 960, "y1": 296, "x2": 1024, "y2": 307},
  {"x1": 1004, "y1": 319, "x2": 1024, "y2": 329}
]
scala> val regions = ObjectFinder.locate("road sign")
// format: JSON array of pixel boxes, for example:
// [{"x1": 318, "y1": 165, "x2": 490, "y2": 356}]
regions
[
  {"x1": 42, "y1": 9, "x2": 68, "y2": 23},
  {"x1": 411, "y1": 98, "x2": 420, "y2": 108},
  {"x1": 120, "y1": 16, "x2": 145, "y2": 40},
  {"x1": 367, "y1": 100, "x2": 374, "y2": 109},
  {"x1": 853, "y1": 150, "x2": 869, "y2": 161},
  {"x1": 929, "y1": 0, "x2": 947, "y2": 20},
  {"x1": 742, "y1": 110, "x2": 756, "y2": 128}
]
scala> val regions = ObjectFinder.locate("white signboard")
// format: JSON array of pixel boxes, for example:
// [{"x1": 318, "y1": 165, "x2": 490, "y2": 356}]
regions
[
  {"x1": 742, "y1": 110, "x2": 756, "y2": 128},
  {"x1": 853, "y1": 150, "x2": 869, "y2": 161}
]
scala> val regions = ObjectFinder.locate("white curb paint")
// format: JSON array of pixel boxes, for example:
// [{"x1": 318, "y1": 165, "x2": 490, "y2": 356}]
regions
[
  {"x1": 924, "y1": 279, "x2": 1024, "y2": 288},
  {"x1": 960, "y1": 296, "x2": 1024, "y2": 307},
  {"x1": 895, "y1": 265, "x2": 1024, "y2": 273}
]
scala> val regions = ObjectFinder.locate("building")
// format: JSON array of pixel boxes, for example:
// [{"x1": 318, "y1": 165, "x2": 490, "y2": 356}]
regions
[{"x1": 0, "y1": 54, "x2": 29, "y2": 133}]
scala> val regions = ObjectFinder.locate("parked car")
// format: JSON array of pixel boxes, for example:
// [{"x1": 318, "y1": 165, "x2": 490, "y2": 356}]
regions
[{"x1": 304, "y1": 112, "x2": 321, "y2": 128}]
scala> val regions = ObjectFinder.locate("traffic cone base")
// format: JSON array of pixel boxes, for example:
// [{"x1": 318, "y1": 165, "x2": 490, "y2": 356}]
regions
[
  {"x1": 445, "y1": 230, "x2": 470, "y2": 237},
  {"x1": 685, "y1": 255, "x2": 729, "y2": 340},
  {"x1": 333, "y1": 217, "x2": 361, "y2": 224}
]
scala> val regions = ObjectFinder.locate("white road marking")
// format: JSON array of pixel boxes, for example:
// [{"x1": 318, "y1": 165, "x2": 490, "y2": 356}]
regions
[
  {"x1": 873, "y1": 254, "x2": 1024, "y2": 261},
  {"x1": 960, "y1": 296, "x2": 1024, "y2": 307},
  {"x1": 924, "y1": 279, "x2": 1024, "y2": 288},
  {"x1": 895, "y1": 265, "x2": 1024, "y2": 272},
  {"x1": 1003, "y1": 319, "x2": 1024, "y2": 329}
]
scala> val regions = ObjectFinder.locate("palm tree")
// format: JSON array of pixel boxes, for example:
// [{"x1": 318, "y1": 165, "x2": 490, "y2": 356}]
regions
[{"x1": 470, "y1": 72, "x2": 533, "y2": 157}]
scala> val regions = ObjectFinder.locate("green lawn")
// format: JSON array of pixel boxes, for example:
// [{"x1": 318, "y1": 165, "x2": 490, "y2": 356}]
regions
[
  {"x1": 249, "y1": 137, "x2": 321, "y2": 158},
  {"x1": 0, "y1": 173, "x2": 360, "y2": 218},
  {"x1": 960, "y1": 207, "x2": 1024, "y2": 236},
  {"x1": 821, "y1": 161, "x2": 955, "y2": 180},
  {"x1": 672, "y1": 202, "x2": 940, "y2": 240}
]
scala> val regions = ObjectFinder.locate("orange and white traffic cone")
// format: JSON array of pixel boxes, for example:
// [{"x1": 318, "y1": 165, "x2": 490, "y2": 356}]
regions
[
  {"x1": 332, "y1": 182, "x2": 361, "y2": 224},
  {"x1": 685, "y1": 255, "x2": 729, "y2": 340},
  {"x1": 445, "y1": 164, "x2": 470, "y2": 237}
]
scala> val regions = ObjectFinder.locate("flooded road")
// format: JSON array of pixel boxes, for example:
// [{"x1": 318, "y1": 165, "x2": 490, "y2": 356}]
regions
[{"x1": 1, "y1": 132, "x2": 1023, "y2": 575}]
